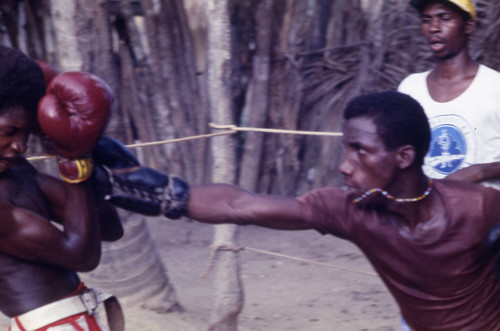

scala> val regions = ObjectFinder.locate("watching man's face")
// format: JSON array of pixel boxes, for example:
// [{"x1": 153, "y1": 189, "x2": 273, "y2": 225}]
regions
[{"x1": 420, "y1": 2, "x2": 472, "y2": 60}]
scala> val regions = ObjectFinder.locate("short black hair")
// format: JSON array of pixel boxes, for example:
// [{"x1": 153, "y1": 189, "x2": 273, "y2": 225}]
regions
[
  {"x1": 343, "y1": 91, "x2": 431, "y2": 166},
  {"x1": 0, "y1": 46, "x2": 45, "y2": 119}
]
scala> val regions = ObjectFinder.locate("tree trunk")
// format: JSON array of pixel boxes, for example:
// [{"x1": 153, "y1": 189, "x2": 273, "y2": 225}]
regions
[
  {"x1": 238, "y1": 0, "x2": 273, "y2": 192},
  {"x1": 110, "y1": 0, "x2": 164, "y2": 167},
  {"x1": 139, "y1": 0, "x2": 208, "y2": 183},
  {"x1": 310, "y1": 0, "x2": 365, "y2": 189},
  {"x1": 206, "y1": 0, "x2": 243, "y2": 330},
  {"x1": 48, "y1": 0, "x2": 83, "y2": 71},
  {"x1": 261, "y1": 0, "x2": 318, "y2": 195}
]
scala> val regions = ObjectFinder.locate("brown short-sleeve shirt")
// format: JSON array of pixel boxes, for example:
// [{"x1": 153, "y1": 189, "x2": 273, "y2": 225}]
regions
[{"x1": 298, "y1": 180, "x2": 500, "y2": 330}]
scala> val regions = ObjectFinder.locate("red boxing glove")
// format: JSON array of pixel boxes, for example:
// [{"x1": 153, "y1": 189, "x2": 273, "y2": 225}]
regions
[
  {"x1": 38, "y1": 71, "x2": 113, "y2": 183},
  {"x1": 35, "y1": 60, "x2": 60, "y2": 88},
  {"x1": 38, "y1": 71, "x2": 113, "y2": 158}
]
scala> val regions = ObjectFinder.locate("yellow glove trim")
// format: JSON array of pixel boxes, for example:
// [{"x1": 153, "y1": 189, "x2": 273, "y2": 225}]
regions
[{"x1": 59, "y1": 157, "x2": 94, "y2": 184}]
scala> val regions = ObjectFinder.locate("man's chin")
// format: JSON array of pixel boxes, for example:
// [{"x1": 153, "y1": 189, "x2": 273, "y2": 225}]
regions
[{"x1": 0, "y1": 158, "x2": 13, "y2": 173}]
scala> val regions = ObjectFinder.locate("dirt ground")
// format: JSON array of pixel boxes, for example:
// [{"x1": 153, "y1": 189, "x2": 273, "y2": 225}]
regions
[{"x1": 0, "y1": 217, "x2": 401, "y2": 331}]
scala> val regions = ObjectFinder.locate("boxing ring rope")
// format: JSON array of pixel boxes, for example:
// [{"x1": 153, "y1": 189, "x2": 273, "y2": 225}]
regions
[
  {"x1": 26, "y1": 124, "x2": 377, "y2": 279},
  {"x1": 208, "y1": 123, "x2": 344, "y2": 136},
  {"x1": 26, "y1": 123, "x2": 343, "y2": 162},
  {"x1": 244, "y1": 246, "x2": 376, "y2": 276},
  {"x1": 26, "y1": 130, "x2": 237, "y2": 161},
  {"x1": 199, "y1": 245, "x2": 378, "y2": 280}
]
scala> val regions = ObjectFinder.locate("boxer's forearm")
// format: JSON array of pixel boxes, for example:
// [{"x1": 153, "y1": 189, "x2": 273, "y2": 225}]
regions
[
  {"x1": 59, "y1": 181, "x2": 101, "y2": 269},
  {"x1": 186, "y1": 184, "x2": 308, "y2": 230}
]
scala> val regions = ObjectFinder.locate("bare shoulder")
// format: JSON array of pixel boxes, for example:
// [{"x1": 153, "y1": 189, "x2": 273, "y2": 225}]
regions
[{"x1": 0, "y1": 158, "x2": 51, "y2": 217}]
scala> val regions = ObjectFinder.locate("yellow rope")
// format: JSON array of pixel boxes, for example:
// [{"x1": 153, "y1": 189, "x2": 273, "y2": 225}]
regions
[
  {"x1": 26, "y1": 131, "x2": 236, "y2": 161},
  {"x1": 124, "y1": 130, "x2": 236, "y2": 149},
  {"x1": 27, "y1": 155, "x2": 53, "y2": 161},
  {"x1": 244, "y1": 246, "x2": 378, "y2": 277},
  {"x1": 26, "y1": 124, "x2": 342, "y2": 162},
  {"x1": 209, "y1": 123, "x2": 343, "y2": 136},
  {"x1": 200, "y1": 245, "x2": 378, "y2": 279}
]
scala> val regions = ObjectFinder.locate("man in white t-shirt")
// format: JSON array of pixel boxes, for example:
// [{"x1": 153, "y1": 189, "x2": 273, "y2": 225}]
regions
[
  {"x1": 398, "y1": 0, "x2": 500, "y2": 190},
  {"x1": 398, "y1": 1, "x2": 500, "y2": 330}
]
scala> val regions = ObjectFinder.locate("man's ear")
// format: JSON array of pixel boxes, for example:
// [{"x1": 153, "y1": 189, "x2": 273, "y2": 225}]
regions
[
  {"x1": 396, "y1": 145, "x2": 416, "y2": 170},
  {"x1": 465, "y1": 18, "x2": 477, "y2": 35}
]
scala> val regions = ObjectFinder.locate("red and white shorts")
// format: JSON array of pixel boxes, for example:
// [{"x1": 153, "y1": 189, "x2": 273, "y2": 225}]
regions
[
  {"x1": 9, "y1": 312, "x2": 106, "y2": 331},
  {"x1": 8, "y1": 283, "x2": 110, "y2": 331}
]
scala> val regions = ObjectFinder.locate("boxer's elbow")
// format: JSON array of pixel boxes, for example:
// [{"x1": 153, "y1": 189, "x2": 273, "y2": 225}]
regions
[
  {"x1": 101, "y1": 225, "x2": 124, "y2": 242},
  {"x1": 98, "y1": 205, "x2": 125, "y2": 242},
  {"x1": 63, "y1": 241, "x2": 102, "y2": 272},
  {"x1": 72, "y1": 252, "x2": 101, "y2": 272}
]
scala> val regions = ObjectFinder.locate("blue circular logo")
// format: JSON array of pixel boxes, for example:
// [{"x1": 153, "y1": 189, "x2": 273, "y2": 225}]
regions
[{"x1": 427, "y1": 124, "x2": 466, "y2": 175}]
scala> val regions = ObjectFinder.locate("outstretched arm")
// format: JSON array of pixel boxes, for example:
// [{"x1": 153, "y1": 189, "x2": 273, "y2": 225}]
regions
[
  {"x1": 186, "y1": 184, "x2": 311, "y2": 230},
  {"x1": 445, "y1": 162, "x2": 500, "y2": 183}
]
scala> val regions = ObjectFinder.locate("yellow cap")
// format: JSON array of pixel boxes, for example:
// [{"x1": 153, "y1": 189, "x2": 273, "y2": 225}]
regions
[{"x1": 410, "y1": 0, "x2": 477, "y2": 18}]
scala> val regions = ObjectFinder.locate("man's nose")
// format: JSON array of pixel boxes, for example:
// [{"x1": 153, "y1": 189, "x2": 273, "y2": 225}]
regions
[
  {"x1": 429, "y1": 18, "x2": 441, "y2": 32},
  {"x1": 339, "y1": 157, "x2": 353, "y2": 176},
  {"x1": 12, "y1": 140, "x2": 27, "y2": 154}
]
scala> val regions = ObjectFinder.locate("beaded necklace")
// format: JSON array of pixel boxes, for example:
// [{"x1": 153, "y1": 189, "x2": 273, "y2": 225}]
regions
[{"x1": 352, "y1": 179, "x2": 433, "y2": 204}]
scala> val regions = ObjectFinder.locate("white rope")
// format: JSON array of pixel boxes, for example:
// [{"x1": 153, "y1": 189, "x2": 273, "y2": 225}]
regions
[
  {"x1": 209, "y1": 123, "x2": 343, "y2": 136},
  {"x1": 26, "y1": 124, "x2": 342, "y2": 162}
]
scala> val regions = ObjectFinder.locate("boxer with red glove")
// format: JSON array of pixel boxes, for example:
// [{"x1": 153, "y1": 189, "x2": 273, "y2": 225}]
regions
[
  {"x1": 0, "y1": 46, "x2": 123, "y2": 331},
  {"x1": 91, "y1": 136, "x2": 189, "y2": 219},
  {"x1": 37, "y1": 71, "x2": 113, "y2": 183}
]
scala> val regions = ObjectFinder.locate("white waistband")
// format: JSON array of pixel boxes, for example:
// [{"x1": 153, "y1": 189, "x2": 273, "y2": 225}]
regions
[{"x1": 13, "y1": 288, "x2": 112, "y2": 331}]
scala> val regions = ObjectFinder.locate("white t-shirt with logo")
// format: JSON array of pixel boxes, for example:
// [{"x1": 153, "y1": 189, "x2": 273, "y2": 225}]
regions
[{"x1": 398, "y1": 64, "x2": 500, "y2": 189}]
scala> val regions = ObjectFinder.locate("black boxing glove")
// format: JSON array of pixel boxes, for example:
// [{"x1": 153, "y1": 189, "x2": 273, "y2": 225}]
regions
[
  {"x1": 92, "y1": 136, "x2": 189, "y2": 219},
  {"x1": 486, "y1": 224, "x2": 500, "y2": 280}
]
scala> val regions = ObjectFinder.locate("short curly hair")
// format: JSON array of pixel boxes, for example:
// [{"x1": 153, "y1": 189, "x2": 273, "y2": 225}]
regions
[
  {"x1": 343, "y1": 91, "x2": 431, "y2": 166},
  {"x1": 0, "y1": 46, "x2": 45, "y2": 119}
]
